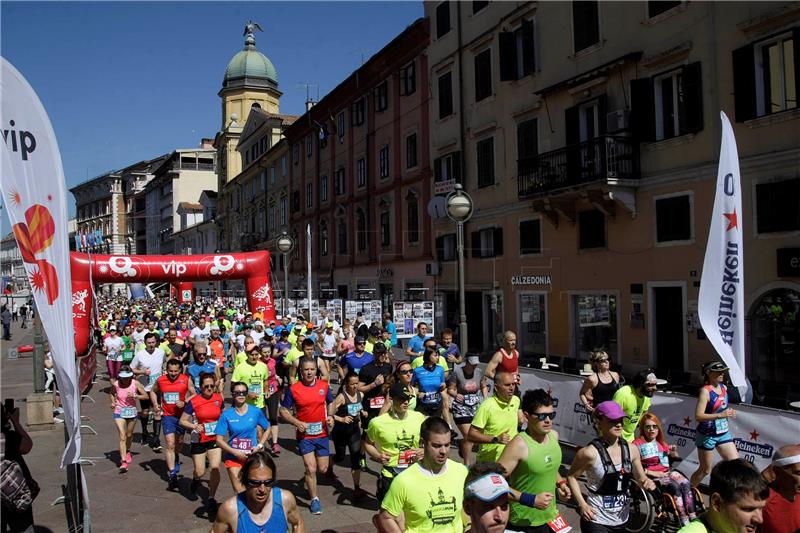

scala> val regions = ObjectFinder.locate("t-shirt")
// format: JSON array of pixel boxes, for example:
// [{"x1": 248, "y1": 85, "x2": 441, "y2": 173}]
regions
[
  {"x1": 381, "y1": 460, "x2": 468, "y2": 533},
  {"x1": 676, "y1": 518, "x2": 713, "y2": 533},
  {"x1": 190, "y1": 325, "x2": 211, "y2": 344},
  {"x1": 184, "y1": 393, "x2": 224, "y2": 443},
  {"x1": 284, "y1": 346, "x2": 304, "y2": 367},
  {"x1": 281, "y1": 379, "x2": 334, "y2": 439},
  {"x1": 412, "y1": 366, "x2": 446, "y2": 405},
  {"x1": 341, "y1": 351, "x2": 375, "y2": 375},
  {"x1": 187, "y1": 361, "x2": 217, "y2": 390},
  {"x1": 407, "y1": 334, "x2": 432, "y2": 357},
  {"x1": 265, "y1": 358, "x2": 279, "y2": 395},
  {"x1": 366, "y1": 411, "x2": 427, "y2": 471},
  {"x1": 760, "y1": 486, "x2": 800, "y2": 533},
  {"x1": 613, "y1": 386, "x2": 652, "y2": 442},
  {"x1": 234, "y1": 351, "x2": 248, "y2": 368},
  {"x1": 155, "y1": 374, "x2": 190, "y2": 417},
  {"x1": 231, "y1": 361, "x2": 269, "y2": 409},
  {"x1": 104, "y1": 336, "x2": 125, "y2": 361},
  {"x1": 358, "y1": 361, "x2": 393, "y2": 408},
  {"x1": 448, "y1": 365, "x2": 485, "y2": 419},
  {"x1": 131, "y1": 329, "x2": 148, "y2": 350},
  {"x1": 250, "y1": 329, "x2": 265, "y2": 345},
  {"x1": 130, "y1": 348, "x2": 166, "y2": 392},
  {"x1": 120, "y1": 336, "x2": 135, "y2": 363},
  {"x1": 215, "y1": 404, "x2": 269, "y2": 460},
  {"x1": 439, "y1": 343, "x2": 461, "y2": 370},
  {"x1": 633, "y1": 437, "x2": 670, "y2": 472},
  {"x1": 471, "y1": 394, "x2": 520, "y2": 463}
]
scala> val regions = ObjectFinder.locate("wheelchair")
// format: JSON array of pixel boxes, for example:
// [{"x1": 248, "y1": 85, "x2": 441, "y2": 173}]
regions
[{"x1": 625, "y1": 478, "x2": 707, "y2": 533}]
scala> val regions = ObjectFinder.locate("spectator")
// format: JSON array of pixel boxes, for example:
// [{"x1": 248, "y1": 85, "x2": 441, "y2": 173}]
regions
[
  {"x1": 1, "y1": 402, "x2": 38, "y2": 532},
  {"x1": 759, "y1": 444, "x2": 800, "y2": 533},
  {"x1": 1, "y1": 306, "x2": 11, "y2": 341}
]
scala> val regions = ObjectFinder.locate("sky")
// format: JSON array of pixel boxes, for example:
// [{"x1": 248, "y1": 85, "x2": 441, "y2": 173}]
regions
[{"x1": 0, "y1": 0, "x2": 423, "y2": 232}]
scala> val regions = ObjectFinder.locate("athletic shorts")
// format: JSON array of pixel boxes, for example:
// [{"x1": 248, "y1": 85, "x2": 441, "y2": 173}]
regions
[
  {"x1": 224, "y1": 457, "x2": 246, "y2": 469},
  {"x1": 161, "y1": 415, "x2": 186, "y2": 436},
  {"x1": 695, "y1": 430, "x2": 733, "y2": 451},
  {"x1": 190, "y1": 440, "x2": 218, "y2": 455},
  {"x1": 265, "y1": 393, "x2": 280, "y2": 424},
  {"x1": 112, "y1": 413, "x2": 137, "y2": 420},
  {"x1": 579, "y1": 520, "x2": 627, "y2": 533},
  {"x1": 297, "y1": 436, "x2": 331, "y2": 457},
  {"x1": 140, "y1": 397, "x2": 153, "y2": 410},
  {"x1": 453, "y1": 416, "x2": 474, "y2": 426},
  {"x1": 416, "y1": 402, "x2": 443, "y2": 418}
]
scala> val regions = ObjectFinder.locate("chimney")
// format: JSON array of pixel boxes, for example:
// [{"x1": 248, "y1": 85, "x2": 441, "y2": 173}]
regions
[
  {"x1": 305, "y1": 98, "x2": 316, "y2": 112},
  {"x1": 200, "y1": 138, "x2": 214, "y2": 149}
]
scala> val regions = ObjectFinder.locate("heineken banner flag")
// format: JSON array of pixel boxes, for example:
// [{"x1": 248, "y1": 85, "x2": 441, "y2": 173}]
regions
[
  {"x1": 0, "y1": 58, "x2": 83, "y2": 466},
  {"x1": 698, "y1": 112, "x2": 747, "y2": 397}
]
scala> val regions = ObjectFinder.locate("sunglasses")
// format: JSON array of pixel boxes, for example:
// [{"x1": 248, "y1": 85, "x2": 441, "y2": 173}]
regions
[
  {"x1": 232, "y1": 390, "x2": 248, "y2": 397},
  {"x1": 530, "y1": 411, "x2": 557, "y2": 421},
  {"x1": 355, "y1": 342, "x2": 366, "y2": 345},
  {"x1": 202, "y1": 384, "x2": 216, "y2": 390},
  {"x1": 397, "y1": 369, "x2": 413, "y2": 375},
  {"x1": 596, "y1": 358, "x2": 609, "y2": 363},
  {"x1": 195, "y1": 352, "x2": 207, "y2": 356},
  {"x1": 246, "y1": 479, "x2": 274, "y2": 488}
]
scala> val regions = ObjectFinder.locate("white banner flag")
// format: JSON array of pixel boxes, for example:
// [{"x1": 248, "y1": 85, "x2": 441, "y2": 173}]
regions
[
  {"x1": 698, "y1": 112, "x2": 747, "y2": 396},
  {"x1": 0, "y1": 57, "x2": 81, "y2": 466}
]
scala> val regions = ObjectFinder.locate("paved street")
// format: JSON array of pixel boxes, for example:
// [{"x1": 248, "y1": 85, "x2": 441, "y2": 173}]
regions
[{"x1": 2, "y1": 319, "x2": 580, "y2": 533}]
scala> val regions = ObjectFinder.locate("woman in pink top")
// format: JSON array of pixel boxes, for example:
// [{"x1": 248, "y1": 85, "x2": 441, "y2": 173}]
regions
[
  {"x1": 109, "y1": 365, "x2": 149, "y2": 473},
  {"x1": 262, "y1": 342, "x2": 282, "y2": 455}
]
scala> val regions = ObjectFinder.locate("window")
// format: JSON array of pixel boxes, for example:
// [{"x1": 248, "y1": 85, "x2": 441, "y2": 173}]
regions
[
  {"x1": 572, "y1": 294, "x2": 618, "y2": 360},
  {"x1": 472, "y1": 1, "x2": 488, "y2": 14},
  {"x1": 319, "y1": 124, "x2": 328, "y2": 149},
  {"x1": 733, "y1": 32, "x2": 798, "y2": 121},
  {"x1": 519, "y1": 219, "x2": 542, "y2": 254},
  {"x1": 337, "y1": 218, "x2": 348, "y2": 254},
  {"x1": 335, "y1": 167, "x2": 347, "y2": 196},
  {"x1": 306, "y1": 135, "x2": 312, "y2": 158},
  {"x1": 306, "y1": 183, "x2": 313, "y2": 208},
  {"x1": 434, "y1": 151, "x2": 461, "y2": 184},
  {"x1": 280, "y1": 195, "x2": 286, "y2": 225},
  {"x1": 401, "y1": 61, "x2": 416, "y2": 96},
  {"x1": 351, "y1": 98, "x2": 366, "y2": 126},
  {"x1": 320, "y1": 175, "x2": 328, "y2": 202},
  {"x1": 435, "y1": 233, "x2": 457, "y2": 261},
  {"x1": 269, "y1": 204, "x2": 275, "y2": 233},
  {"x1": 572, "y1": 1, "x2": 600, "y2": 53},
  {"x1": 474, "y1": 49, "x2": 492, "y2": 101},
  {"x1": 476, "y1": 137, "x2": 495, "y2": 188},
  {"x1": 579, "y1": 209, "x2": 606, "y2": 249},
  {"x1": 436, "y1": 2, "x2": 451, "y2": 39},
  {"x1": 356, "y1": 209, "x2": 367, "y2": 252},
  {"x1": 337, "y1": 111, "x2": 345, "y2": 142},
  {"x1": 281, "y1": 155, "x2": 287, "y2": 175},
  {"x1": 380, "y1": 211, "x2": 391, "y2": 246},
  {"x1": 517, "y1": 118, "x2": 538, "y2": 160},
  {"x1": 375, "y1": 81, "x2": 389, "y2": 112},
  {"x1": 293, "y1": 144, "x2": 299, "y2": 164},
  {"x1": 438, "y1": 72, "x2": 454, "y2": 119},
  {"x1": 270, "y1": 166, "x2": 276, "y2": 184},
  {"x1": 406, "y1": 134, "x2": 418, "y2": 169},
  {"x1": 631, "y1": 63, "x2": 703, "y2": 141},
  {"x1": 320, "y1": 221, "x2": 329, "y2": 256},
  {"x1": 655, "y1": 194, "x2": 692, "y2": 243},
  {"x1": 407, "y1": 194, "x2": 420, "y2": 244},
  {"x1": 356, "y1": 158, "x2": 366, "y2": 188},
  {"x1": 500, "y1": 19, "x2": 535, "y2": 81},
  {"x1": 471, "y1": 227, "x2": 503, "y2": 258},
  {"x1": 379, "y1": 145, "x2": 390, "y2": 178},
  {"x1": 756, "y1": 178, "x2": 800, "y2": 233},
  {"x1": 648, "y1": 1, "x2": 681, "y2": 18}
]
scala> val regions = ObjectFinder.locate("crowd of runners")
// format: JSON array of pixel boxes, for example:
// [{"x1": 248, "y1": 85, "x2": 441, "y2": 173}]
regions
[{"x1": 91, "y1": 295, "x2": 799, "y2": 533}]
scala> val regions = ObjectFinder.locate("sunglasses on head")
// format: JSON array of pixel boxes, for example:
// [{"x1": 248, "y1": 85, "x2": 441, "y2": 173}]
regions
[
  {"x1": 530, "y1": 411, "x2": 557, "y2": 421},
  {"x1": 246, "y1": 479, "x2": 274, "y2": 488},
  {"x1": 232, "y1": 390, "x2": 248, "y2": 397}
]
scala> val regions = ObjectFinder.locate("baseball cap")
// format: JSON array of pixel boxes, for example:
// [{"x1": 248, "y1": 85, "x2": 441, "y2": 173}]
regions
[
  {"x1": 389, "y1": 382, "x2": 413, "y2": 400},
  {"x1": 108, "y1": 325, "x2": 117, "y2": 331},
  {"x1": 465, "y1": 473, "x2": 512, "y2": 502},
  {"x1": 354, "y1": 336, "x2": 366, "y2": 344},
  {"x1": 254, "y1": 320, "x2": 264, "y2": 327},
  {"x1": 466, "y1": 355, "x2": 480, "y2": 365},
  {"x1": 702, "y1": 361, "x2": 729, "y2": 374},
  {"x1": 326, "y1": 322, "x2": 334, "y2": 328},
  {"x1": 595, "y1": 400, "x2": 625, "y2": 420},
  {"x1": 373, "y1": 342, "x2": 387, "y2": 354},
  {"x1": 118, "y1": 370, "x2": 133, "y2": 378},
  {"x1": 209, "y1": 324, "x2": 220, "y2": 330}
]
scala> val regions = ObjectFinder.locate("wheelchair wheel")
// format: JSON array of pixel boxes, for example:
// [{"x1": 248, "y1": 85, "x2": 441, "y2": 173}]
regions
[
  {"x1": 692, "y1": 487, "x2": 707, "y2": 513},
  {"x1": 626, "y1": 479, "x2": 656, "y2": 533}
]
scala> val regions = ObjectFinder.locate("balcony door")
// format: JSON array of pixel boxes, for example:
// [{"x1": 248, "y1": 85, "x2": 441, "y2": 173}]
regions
[{"x1": 565, "y1": 94, "x2": 607, "y2": 183}]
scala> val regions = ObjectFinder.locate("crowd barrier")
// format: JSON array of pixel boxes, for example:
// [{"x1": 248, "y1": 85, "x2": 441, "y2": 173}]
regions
[{"x1": 518, "y1": 367, "x2": 800, "y2": 479}]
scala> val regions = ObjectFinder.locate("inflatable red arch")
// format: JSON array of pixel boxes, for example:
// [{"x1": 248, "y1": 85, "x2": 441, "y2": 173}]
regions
[{"x1": 70, "y1": 250, "x2": 275, "y2": 356}]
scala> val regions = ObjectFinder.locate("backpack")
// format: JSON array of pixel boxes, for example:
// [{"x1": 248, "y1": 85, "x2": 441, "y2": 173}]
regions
[{"x1": 1, "y1": 458, "x2": 40, "y2": 513}]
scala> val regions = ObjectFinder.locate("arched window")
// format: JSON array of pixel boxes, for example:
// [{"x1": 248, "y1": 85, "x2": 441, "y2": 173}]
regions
[
  {"x1": 749, "y1": 287, "x2": 799, "y2": 403},
  {"x1": 356, "y1": 208, "x2": 367, "y2": 252},
  {"x1": 251, "y1": 103, "x2": 261, "y2": 109},
  {"x1": 406, "y1": 190, "x2": 420, "y2": 244}
]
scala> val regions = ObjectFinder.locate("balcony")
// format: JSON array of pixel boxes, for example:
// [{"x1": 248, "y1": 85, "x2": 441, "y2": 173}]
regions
[{"x1": 518, "y1": 135, "x2": 639, "y2": 198}]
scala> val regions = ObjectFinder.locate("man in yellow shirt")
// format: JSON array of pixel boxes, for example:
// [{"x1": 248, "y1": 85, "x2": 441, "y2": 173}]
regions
[
  {"x1": 612, "y1": 369, "x2": 658, "y2": 442},
  {"x1": 469, "y1": 371, "x2": 522, "y2": 463}
]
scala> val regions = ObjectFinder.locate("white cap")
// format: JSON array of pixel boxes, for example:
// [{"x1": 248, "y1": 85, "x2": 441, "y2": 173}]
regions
[{"x1": 465, "y1": 473, "x2": 512, "y2": 502}]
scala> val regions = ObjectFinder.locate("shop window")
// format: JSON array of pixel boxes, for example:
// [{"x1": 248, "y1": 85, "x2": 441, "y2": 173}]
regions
[
  {"x1": 579, "y1": 209, "x2": 606, "y2": 249},
  {"x1": 519, "y1": 219, "x2": 542, "y2": 254},
  {"x1": 749, "y1": 288, "x2": 800, "y2": 402},
  {"x1": 756, "y1": 178, "x2": 800, "y2": 233},
  {"x1": 572, "y1": 294, "x2": 618, "y2": 360},
  {"x1": 655, "y1": 194, "x2": 692, "y2": 243}
]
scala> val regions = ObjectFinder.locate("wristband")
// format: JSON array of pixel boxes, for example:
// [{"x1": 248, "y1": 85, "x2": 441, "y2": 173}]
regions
[{"x1": 519, "y1": 492, "x2": 536, "y2": 507}]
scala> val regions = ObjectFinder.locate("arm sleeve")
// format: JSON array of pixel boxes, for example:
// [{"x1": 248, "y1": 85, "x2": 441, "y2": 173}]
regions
[{"x1": 280, "y1": 386, "x2": 295, "y2": 409}]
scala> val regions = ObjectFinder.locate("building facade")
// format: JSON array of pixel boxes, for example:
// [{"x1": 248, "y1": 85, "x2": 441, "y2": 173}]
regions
[
  {"x1": 283, "y1": 18, "x2": 433, "y2": 308},
  {"x1": 124, "y1": 155, "x2": 169, "y2": 255},
  {"x1": 1, "y1": 233, "x2": 27, "y2": 292},
  {"x1": 71, "y1": 170, "x2": 129, "y2": 255},
  {"x1": 425, "y1": 1, "x2": 799, "y2": 396}
]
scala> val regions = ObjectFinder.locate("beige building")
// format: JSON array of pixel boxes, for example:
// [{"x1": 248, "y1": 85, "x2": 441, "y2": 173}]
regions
[
  {"x1": 425, "y1": 1, "x2": 799, "y2": 400},
  {"x1": 71, "y1": 170, "x2": 129, "y2": 255}
]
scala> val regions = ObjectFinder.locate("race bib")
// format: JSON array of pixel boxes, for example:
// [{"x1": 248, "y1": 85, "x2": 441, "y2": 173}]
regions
[
  {"x1": 268, "y1": 383, "x2": 276, "y2": 395},
  {"x1": 148, "y1": 371, "x2": 161, "y2": 386},
  {"x1": 119, "y1": 406, "x2": 137, "y2": 419},
  {"x1": 347, "y1": 403, "x2": 361, "y2": 417},
  {"x1": 421, "y1": 391, "x2": 441, "y2": 404},
  {"x1": 659, "y1": 453, "x2": 670, "y2": 468},
  {"x1": 715, "y1": 417, "x2": 729, "y2": 434},
  {"x1": 122, "y1": 351, "x2": 133, "y2": 363},
  {"x1": 547, "y1": 513, "x2": 572, "y2": 533},
  {"x1": 230, "y1": 437, "x2": 252, "y2": 452},
  {"x1": 398, "y1": 449, "x2": 416, "y2": 468},
  {"x1": 306, "y1": 421, "x2": 323, "y2": 436},
  {"x1": 638, "y1": 441, "x2": 659, "y2": 460},
  {"x1": 463, "y1": 394, "x2": 480, "y2": 406},
  {"x1": 163, "y1": 392, "x2": 179, "y2": 405},
  {"x1": 324, "y1": 348, "x2": 334, "y2": 356},
  {"x1": 369, "y1": 396, "x2": 385, "y2": 409},
  {"x1": 248, "y1": 384, "x2": 263, "y2": 396},
  {"x1": 203, "y1": 422, "x2": 217, "y2": 436},
  {"x1": 602, "y1": 494, "x2": 626, "y2": 511}
]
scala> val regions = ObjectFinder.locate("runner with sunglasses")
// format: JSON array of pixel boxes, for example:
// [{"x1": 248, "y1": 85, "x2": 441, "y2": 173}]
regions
[
  {"x1": 499, "y1": 389, "x2": 572, "y2": 533},
  {"x1": 379, "y1": 361, "x2": 418, "y2": 415},
  {"x1": 357, "y1": 342, "x2": 393, "y2": 425},
  {"x1": 109, "y1": 365, "x2": 149, "y2": 473},
  {"x1": 211, "y1": 450, "x2": 304, "y2": 533},
  {"x1": 411, "y1": 339, "x2": 447, "y2": 418},
  {"x1": 328, "y1": 371, "x2": 368, "y2": 501}
]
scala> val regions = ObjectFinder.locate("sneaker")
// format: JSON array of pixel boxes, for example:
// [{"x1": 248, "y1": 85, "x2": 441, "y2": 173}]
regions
[
  {"x1": 359, "y1": 457, "x2": 367, "y2": 472},
  {"x1": 152, "y1": 442, "x2": 163, "y2": 453},
  {"x1": 125, "y1": 452, "x2": 132, "y2": 464},
  {"x1": 352, "y1": 487, "x2": 367, "y2": 501},
  {"x1": 53, "y1": 417, "x2": 64, "y2": 424},
  {"x1": 271, "y1": 443, "x2": 281, "y2": 456},
  {"x1": 167, "y1": 475, "x2": 179, "y2": 491},
  {"x1": 310, "y1": 497, "x2": 322, "y2": 515},
  {"x1": 119, "y1": 461, "x2": 128, "y2": 473},
  {"x1": 207, "y1": 497, "x2": 218, "y2": 513},
  {"x1": 190, "y1": 478, "x2": 201, "y2": 494}
]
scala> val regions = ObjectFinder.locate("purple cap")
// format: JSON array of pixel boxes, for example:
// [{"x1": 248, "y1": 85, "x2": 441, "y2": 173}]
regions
[{"x1": 595, "y1": 400, "x2": 625, "y2": 420}]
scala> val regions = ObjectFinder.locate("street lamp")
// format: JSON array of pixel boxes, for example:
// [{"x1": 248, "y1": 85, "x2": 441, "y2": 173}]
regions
[
  {"x1": 275, "y1": 231, "x2": 295, "y2": 319},
  {"x1": 445, "y1": 183, "x2": 473, "y2": 356}
]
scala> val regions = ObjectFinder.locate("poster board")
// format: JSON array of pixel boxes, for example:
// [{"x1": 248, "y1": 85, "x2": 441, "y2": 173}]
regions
[
  {"x1": 344, "y1": 300, "x2": 382, "y2": 326},
  {"x1": 393, "y1": 301, "x2": 435, "y2": 338},
  {"x1": 578, "y1": 294, "x2": 611, "y2": 327},
  {"x1": 324, "y1": 299, "x2": 344, "y2": 325}
]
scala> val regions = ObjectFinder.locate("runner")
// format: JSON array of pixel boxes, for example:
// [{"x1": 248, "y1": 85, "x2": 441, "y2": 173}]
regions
[
  {"x1": 316, "y1": 322, "x2": 339, "y2": 383},
  {"x1": 190, "y1": 316, "x2": 212, "y2": 347},
  {"x1": 376, "y1": 417, "x2": 468, "y2": 532},
  {"x1": 338, "y1": 319, "x2": 355, "y2": 358},
  {"x1": 109, "y1": 365, "x2": 149, "y2": 473},
  {"x1": 365, "y1": 382, "x2": 426, "y2": 501},
  {"x1": 383, "y1": 312, "x2": 398, "y2": 349},
  {"x1": 180, "y1": 372, "x2": 224, "y2": 511},
  {"x1": 484, "y1": 331, "x2": 520, "y2": 390},
  {"x1": 163, "y1": 327, "x2": 188, "y2": 364},
  {"x1": 250, "y1": 320, "x2": 266, "y2": 345},
  {"x1": 149, "y1": 358, "x2": 193, "y2": 490},
  {"x1": 379, "y1": 360, "x2": 418, "y2": 415},
  {"x1": 759, "y1": 444, "x2": 800, "y2": 533},
  {"x1": 339, "y1": 336, "x2": 374, "y2": 377},
  {"x1": 567, "y1": 401, "x2": 655, "y2": 533},
  {"x1": 404, "y1": 321, "x2": 432, "y2": 361},
  {"x1": 463, "y1": 462, "x2": 512, "y2": 533},
  {"x1": 469, "y1": 371, "x2": 521, "y2": 463},
  {"x1": 357, "y1": 342, "x2": 393, "y2": 424},
  {"x1": 211, "y1": 451, "x2": 304, "y2": 533},
  {"x1": 447, "y1": 355, "x2": 487, "y2": 464},
  {"x1": 677, "y1": 459, "x2": 768, "y2": 533},
  {"x1": 279, "y1": 357, "x2": 335, "y2": 515},
  {"x1": 412, "y1": 340, "x2": 447, "y2": 418},
  {"x1": 579, "y1": 350, "x2": 621, "y2": 413},
  {"x1": 231, "y1": 340, "x2": 269, "y2": 414},
  {"x1": 130, "y1": 332, "x2": 166, "y2": 451},
  {"x1": 215, "y1": 381, "x2": 271, "y2": 494},
  {"x1": 328, "y1": 371, "x2": 368, "y2": 501},
  {"x1": 103, "y1": 325, "x2": 125, "y2": 381},
  {"x1": 262, "y1": 342, "x2": 282, "y2": 456},
  {"x1": 208, "y1": 324, "x2": 230, "y2": 386},
  {"x1": 187, "y1": 342, "x2": 221, "y2": 392},
  {"x1": 499, "y1": 389, "x2": 572, "y2": 533},
  {"x1": 612, "y1": 369, "x2": 659, "y2": 443},
  {"x1": 689, "y1": 361, "x2": 740, "y2": 487},
  {"x1": 438, "y1": 328, "x2": 462, "y2": 371},
  {"x1": 120, "y1": 324, "x2": 135, "y2": 366}
]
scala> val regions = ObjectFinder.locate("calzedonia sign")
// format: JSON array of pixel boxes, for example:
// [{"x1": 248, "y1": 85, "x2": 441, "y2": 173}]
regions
[{"x1": 511, "y1": 275, "x2": 552, "y2": 286}]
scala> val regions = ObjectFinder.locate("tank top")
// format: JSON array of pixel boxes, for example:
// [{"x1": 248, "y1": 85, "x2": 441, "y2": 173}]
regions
[
  {"x1": 698, "y1": 384, "x2": 729, "y2": 436},
  {"x1": 236, "y1": 488, "x2": 287, "y2": 533},
  {"x1": 584, "y1": 439, "x2": 632, "y2": 527},
  {"x1": 321, "y1": 333, "x2": 337, "y2": 358},
  {"x1": 114, "y1": 380, "x2": 138, "y2": 414},
  {"x1": 592, "y1": 372, "x2": 620, "y2": 406},
  {"x1": 509, "y1": 432, "x2": 562, "y2": 527},
  {"x1": 496, "y1": 348, "x2": 519, "y2": 374},
  {"x1": 335, "y1": 390, "x2": 363, "y2": 432}
]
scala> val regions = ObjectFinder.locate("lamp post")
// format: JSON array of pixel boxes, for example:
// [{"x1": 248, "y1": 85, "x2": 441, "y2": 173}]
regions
[
  {"x1": 445, "y1": 183, "x2": 474, "y2": 356},
  {"x1": 276, "y1": 231, "x2": 295, "y2": 319}
]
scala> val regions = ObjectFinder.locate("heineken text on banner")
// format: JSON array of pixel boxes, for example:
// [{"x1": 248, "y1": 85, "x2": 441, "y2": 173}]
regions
[
  {"x1": 698, "y1": 112, "x2": 747, "y2": 396},
  {"x1": 1, "y1": 57, "x2": 81, "y2": 467}
]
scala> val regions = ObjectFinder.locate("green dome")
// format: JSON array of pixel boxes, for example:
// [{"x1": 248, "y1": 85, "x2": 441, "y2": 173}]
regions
[{"x1": 224, "y1": 44, "x2": 278, "y2": 84}]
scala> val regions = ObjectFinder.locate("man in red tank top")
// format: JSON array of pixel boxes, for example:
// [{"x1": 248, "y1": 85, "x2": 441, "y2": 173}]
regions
[{"x1": 486, "y1": 331, "x2": 520, "y2": 387}]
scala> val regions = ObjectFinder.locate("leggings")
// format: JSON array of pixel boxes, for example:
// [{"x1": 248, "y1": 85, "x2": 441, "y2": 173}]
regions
[
  {"x1": 107, "y1": 359, "x2": 122, "y2": 380},
  {"x1": 332, "y1": 426, "x2": 363, "y2": 470},
  {"x1": 655, "y1": 472, "x2": 696, "y2": 519}
]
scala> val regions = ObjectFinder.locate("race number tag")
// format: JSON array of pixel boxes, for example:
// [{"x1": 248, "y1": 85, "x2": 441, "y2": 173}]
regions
[
  {"x1": 714, "y1": 417, "x2": 729, "y2": 434},
  {"x1": 203, "y1": 422, "x2": 217, "y2": 436},
  {"x1": 398, "y1": 449, "x2": 416, "y2": 468},
  {"x1": 122, "y1": 351, "x2": 134, "y2": 363},
  {"x1": 163, "y1": 392, "x2": 180, "y2": 405},
  {"x1": 602, "y1": 494, "x2": 625, "y2": 511},
  {"x1": 347, "y1": 403, "x2": 361, "y2": 417},
  {"x1": 148, "y1": 371, "x2": 161, "y2": 386},
  {"x1": 638, "y1": 441, "x2": 659, "y2": 460},
  {"x1": 421, "y1": 391, "x2": 440, "y2": 404},
  {"x1": 248, "y1": 384, "x2": 263, "y2": 396},
  {"x1": 268, "y1": 383, "x2": 276, "y2": 395},
  {"x1": 306, "y1": 422, "x2": 323, "y2": 436},
  {"x1": 119, "y1": 407, "x2": 137, "y2": 419},
  {"x1": 369, "y1": 396, "x2": 385, "y2": 409},
  {"x1": 230, "y1": 437, "x2": 252, "y2": 452},
  {"x1": 463, "y1": 394, "x2": 480, "y2": 406},
  {"x1": 547, "y1": 513, "x2": 572, "y2": 533}
]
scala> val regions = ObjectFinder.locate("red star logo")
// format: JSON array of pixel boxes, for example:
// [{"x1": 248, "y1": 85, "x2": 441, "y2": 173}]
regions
[
  {"x1": 683, "y1": 417, "x2": 692, "y2": 426},
  {"x1": 749, "y1": 429, "x2": 759, "y2": 441},
  {"x1": 723, "y1": 209, "x2": 738, "y2": 231},
  {"x1": 47, "y1": 194, "x2": 53, "y2": 201}
]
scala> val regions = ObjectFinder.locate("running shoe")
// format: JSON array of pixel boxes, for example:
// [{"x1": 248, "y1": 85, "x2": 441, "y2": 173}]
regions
[
  {"x1": 207, "y1": 497, "x2": 218, "y2": 513},
  {"x1": 125, "y1": 452, "x2": 132, "y2": 464},
  {"x1": 152, "y1": 442, "x2": 164, "y2": 453},
  {"x1": 167, "y1": 475, "x2": 179, "y2": 491},
  {"x1": 310, "y1": 497, "x2": 322, "y2": 515},
  {"x1": 271, "y1": 443, "x2": 281, "y2": 456},
  {"x1": 119, "y1": 461, "x2": 128, "y2": 473},
  {"x1": 352, "y1": 487, "x2": 367, "y2": 501}
]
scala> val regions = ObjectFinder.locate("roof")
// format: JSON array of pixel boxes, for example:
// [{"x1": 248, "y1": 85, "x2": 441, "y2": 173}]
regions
[{"x1": 177, "y1": 202, "x2": 203, "y2": 211}]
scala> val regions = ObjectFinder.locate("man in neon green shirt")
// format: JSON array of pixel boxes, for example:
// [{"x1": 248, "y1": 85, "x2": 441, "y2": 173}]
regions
[
  {"x1": 231, "y1": 344, "x2": 269, "y2": 409},
  {"x1": 377, "y1": 416, "x2": 468, "y2": 533},
  {"x1": 612, "y1": 369, "x2": 658, "y2": 442},
  {"x1": 469, "y1": 371, "x2": 521, "y2": 463}
]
